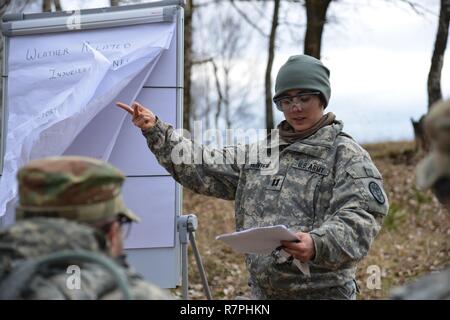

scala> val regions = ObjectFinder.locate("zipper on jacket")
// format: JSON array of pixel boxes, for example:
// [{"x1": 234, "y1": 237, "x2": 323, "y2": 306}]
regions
[{"x1": 311, "y1": 178, "x2": 322, "y2": 228}]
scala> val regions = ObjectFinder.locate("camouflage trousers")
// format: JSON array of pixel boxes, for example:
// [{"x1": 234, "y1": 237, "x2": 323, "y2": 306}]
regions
[{"x1": 250, "y1": 280, "x2": 357, "y2": 300}]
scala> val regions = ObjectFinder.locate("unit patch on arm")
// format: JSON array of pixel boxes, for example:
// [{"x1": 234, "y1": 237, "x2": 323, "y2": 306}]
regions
[{"x1": 369, "y1": 181, "x2": 385, "y2": 204}]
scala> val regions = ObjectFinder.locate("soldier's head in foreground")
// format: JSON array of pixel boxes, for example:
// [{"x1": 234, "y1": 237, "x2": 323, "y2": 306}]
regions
[
  {"x1": 15, "y1": 156, "x2": 140, "y2": 258},
  {"x1": 416, "y1": 99, "x2": 450, "y2": 211},
  {"x1": 0, "y1": 156, "x2": 172, "y2": 300}
]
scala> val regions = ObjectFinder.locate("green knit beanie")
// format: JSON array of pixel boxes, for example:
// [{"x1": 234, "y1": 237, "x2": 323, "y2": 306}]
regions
[{"x1": 273, "y1": 55, "x2": 331, "y2": 107}]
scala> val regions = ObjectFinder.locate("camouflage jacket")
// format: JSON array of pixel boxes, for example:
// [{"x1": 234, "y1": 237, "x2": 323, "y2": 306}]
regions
[
  {"x1": 0, "y1": 218, "x2": 172, "y2": 300},
  {"x1": 144, "y1": 118, "x2": 388, "y2": 298}
]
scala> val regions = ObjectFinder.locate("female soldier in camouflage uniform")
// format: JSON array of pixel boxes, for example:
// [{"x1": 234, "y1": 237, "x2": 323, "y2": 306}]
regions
[{"x1": 117, "y1": 55, "x2": 389, "y2": 299}]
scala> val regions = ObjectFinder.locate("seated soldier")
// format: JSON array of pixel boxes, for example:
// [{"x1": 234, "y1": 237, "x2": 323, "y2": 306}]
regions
[{"x1": 0, "y1": 156, "x2": 173, "y2": 300}]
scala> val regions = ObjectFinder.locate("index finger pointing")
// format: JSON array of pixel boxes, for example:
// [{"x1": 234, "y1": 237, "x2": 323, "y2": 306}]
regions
[
  {"x1": 133, "y1": 104, "x2": 140, "y2": 117},
  {"x1": 116, "y1": 102, "x2": 134, "y2": 115},
  {"x1": 134, "y1": 101, "x2": 146, "y2": 112}
]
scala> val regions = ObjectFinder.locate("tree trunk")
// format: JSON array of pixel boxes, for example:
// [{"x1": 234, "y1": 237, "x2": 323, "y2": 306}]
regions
[
  {"x1": 183, "y1": 0, "x2": 194, "y2": 132},
  {"x1": 54, "y1": 0, "x2": 61, "y2": 11},
  {"x1": 43, "y1": 0, "x2": 61, "y2": 12},
  {"x1": 204, "y1": 75, "x2": 211, "y2": 130},
  {"x1": 42, "y1": 0, "x2": 52, "y2": 11},
  {"x1": 304, "y1": 0, "x2": 331, "y2": 59},
  {"x1": 265, "y1": 0, "x2": 280, "y2": 132},
  {"x1": 211, "y1": 60, "x2": 223, "y2": 131},
  {"x1": 414, "y1": 0, "x2": 450, "y2": 152},
  {"x1": 427, "y1": 0, "x2": 450, "y2": 109},
  {"x1": 224, "y1": 67, "x2": 231, "y2": 129},
  {"x1": 110, "y1": 0, "x2": 120, "y2": 7}
]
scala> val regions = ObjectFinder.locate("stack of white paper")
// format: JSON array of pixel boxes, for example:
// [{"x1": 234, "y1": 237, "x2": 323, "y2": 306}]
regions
[
  {"x1": 216, "y1": 225, "x2": 297, "y2": 254},
  {"x1": 216, "y1": 225, "x2": 311, "y2": 276}
]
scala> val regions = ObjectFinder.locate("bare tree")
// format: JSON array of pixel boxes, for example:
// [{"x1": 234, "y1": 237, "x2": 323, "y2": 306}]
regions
[
  {"x1": 229, "y1": 0, "x2": 267, "y2": 37},
  {"x1": 304, "y1": 0, "x2": 332, "y2": 59},
  {"x1": 0, "y1": 0, "x2": 10, "y2": 13},
  {"x1": 224, "y1": 1, "x2": 280, "y2": 131},
  {"x1": 191, "y1": 57, "x2": 214, "y2": 132},
  {"x1": 264, "y1": 0, "x2": 280, "y2": 132},
  {"x1": 54, "y1": 0, "x2": 61, "y2": 11},
  {"x1": 427, "y1": 0, "x2": 450, "y2": 109},
  {"x1": 211, "y1": 59, "x2": 223, "y2": 130},
  {"x1": 43, "y1": 0, "x2": 51, "y2": 11},
  {"x1": 202, "y1": 65, "x2": 212, "y2": 130},
  {"x1": 412, "y1": 0, "x2": 450, "y2": 152},
  {"x1": 43, "y1": 0, "x2": 61, "y2": 12},
  {"x1": 217, "y1": 11, "x2": 246, "y2": 129}
]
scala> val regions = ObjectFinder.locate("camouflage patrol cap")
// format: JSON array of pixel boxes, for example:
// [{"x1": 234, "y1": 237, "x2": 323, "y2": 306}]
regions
[
  {"x1": 15, "y1": 156, "x2": 140, "y2": 224},
  {"x1": 416, "y1": 99, "x2": 450, "y2": 190}
]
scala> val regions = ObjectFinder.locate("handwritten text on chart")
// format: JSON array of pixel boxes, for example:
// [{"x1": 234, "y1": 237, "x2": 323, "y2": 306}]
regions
[
  {"x1": 49, "y1": 66, "x2": 91, "y2": 80},
  {"x1": 26, "y1": 48, "x2": 70, "y2": 61},
  {"x1": 24, "y1": 41, "x2": 133, "y2": 63}
]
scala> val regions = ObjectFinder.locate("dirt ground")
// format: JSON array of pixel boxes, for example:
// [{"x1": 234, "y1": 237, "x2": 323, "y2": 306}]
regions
[{"x1": 171, "y1": 141, "x2": 450, "y2": 299}]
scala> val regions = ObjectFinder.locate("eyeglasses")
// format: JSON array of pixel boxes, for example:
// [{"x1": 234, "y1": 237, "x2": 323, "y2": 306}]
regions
[
  {"x1": 274, "y1": 91, "x2": 321, "y2": 112},
  {"x1": 117, "y1": 215, "x2": 133, "y2": 239},
  {"x1": 101, "y1": 215, "x2": 133, "y2": 239}
]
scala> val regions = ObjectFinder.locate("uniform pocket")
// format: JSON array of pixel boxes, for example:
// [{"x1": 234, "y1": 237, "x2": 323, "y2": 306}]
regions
[
  {"x1": 239, "y1": 165, "x2": 274, "y2": 227},
  {"x1": 281, "y1": 159, "x2": 329, "y2": 225},
  {"x1": 345, "y1": 163, "x2": 389, "y2": 216}
]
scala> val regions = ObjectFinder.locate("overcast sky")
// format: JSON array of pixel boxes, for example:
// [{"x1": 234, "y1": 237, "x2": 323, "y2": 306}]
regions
[{"x1": 26, "y1": 0, "x2": 450, "y2": 143}]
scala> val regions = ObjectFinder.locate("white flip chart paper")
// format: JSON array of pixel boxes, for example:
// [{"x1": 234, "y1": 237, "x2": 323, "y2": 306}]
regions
[{"x1": 0, "y1": 22, "x2": 175, "y2": 216}]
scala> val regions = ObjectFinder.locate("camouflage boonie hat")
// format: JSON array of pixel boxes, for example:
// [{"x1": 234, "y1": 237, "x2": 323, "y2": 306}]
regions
[
  {"x1": 16, "y1": 156, "x2": 140, "y2": 223},
  {"x1": 416, "y1": 99, "x2": 450, "y2": 190}
]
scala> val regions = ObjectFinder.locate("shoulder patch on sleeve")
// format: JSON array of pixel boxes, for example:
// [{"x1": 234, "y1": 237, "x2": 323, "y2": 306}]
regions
[{"x1": 369, "y1": 181, "x2": 385, "y2": 204}]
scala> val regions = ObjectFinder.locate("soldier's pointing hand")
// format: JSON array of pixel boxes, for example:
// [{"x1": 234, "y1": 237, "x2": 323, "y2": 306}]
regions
[{"x1": 116, "y1": 101, "x2": 156, "y2": 131}]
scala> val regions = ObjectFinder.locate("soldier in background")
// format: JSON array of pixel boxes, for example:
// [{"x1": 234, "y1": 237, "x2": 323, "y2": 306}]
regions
[
  {"x1": 0, "y1": 156, "x2": 172, "y2": 300},
  {"x1": 391, "y1": 99, "x2": 450, "y2": 300}
]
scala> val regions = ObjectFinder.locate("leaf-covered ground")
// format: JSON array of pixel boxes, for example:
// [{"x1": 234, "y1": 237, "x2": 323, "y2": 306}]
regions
[{"x1": 171, "y1": 141, "x2": 450, "y2": 299}]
